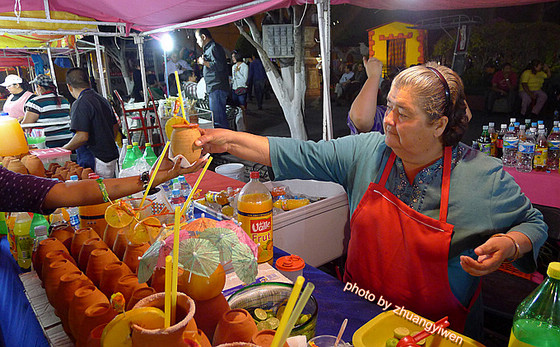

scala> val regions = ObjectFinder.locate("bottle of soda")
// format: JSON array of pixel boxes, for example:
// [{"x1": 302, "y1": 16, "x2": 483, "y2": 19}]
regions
[
  {"x1": 518, "y1": 125, "x2": 527, "y2": 142},
  {"x1": 0, "y1": 212, "x2": 7, "y2": 236},
  {"x1": 122, "y1": 145, "x2": 136, "y2": 170},
  {"x1": 488, "y1": 122, "x2": 498, "y2": 157},
  {"x1": 534, "y1": 128, "x2": 548, "y2": 172},
  {"x1": 496, "y1": 124, "x2": 507, "y2": 159},
  {"x1": 13, "y1": 212, "x2": 33, "y2": 270},
  {"x1": 524, "y1": 118, "x2": 532, "y2": 130},
  {"x1": 514, "y1": 122, "x2": 521, "y2": 135},
  {"x1": 509, "y1": 262, "x2": 560, "y2": 346},
  {"x1": 547, "y1": 126, "x2": 560, "y2": 172},
  {"x1": 206, "y1": 191, "x2": 229, "y2": 205},
  {"x1": 236, "y1": 171, "x2": 273, "y2": 264},
  {"x1": 132, "y1": 142, "x2": 143, "y2": 160},
  {"x1": 118, "y1": 138, "x2": 129, "y2": 170},
  {"x1": 503, "y1": 126, "x2": 519, "y2": 167},
  {"x1": 517, "y1": 129, "x2": 536, "y2": 173},
  {"x1": 143, "y1": 143, "x2": 158, "y2": 167},
  {"x1": 479, "y1": 125, "x2": 491, "y2": 155}
]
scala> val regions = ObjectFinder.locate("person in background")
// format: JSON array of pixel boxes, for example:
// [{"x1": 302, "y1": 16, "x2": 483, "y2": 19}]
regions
[
  {"x1": 1, "y1": 75, "x2": 34, "y2": 120},
  {"x1": 488, "y1": 63, "x2": 518, "y2": 114},
  {"x1": 195, "y1": 28, "x2": 230, "y2": 129},
  {"x1": 231, "y1": 51, "x2": 249, "y2": 130},
  {"x1": 335, "y1": 65, "x2": 355, "y2": 100},
  {"x1": 195, "y1": 62, "x2": 547, "y2": 338},
  {"x1": 167, "y1": 51, "x2": 192, "y2": 97},
  {"x1": 248, "y1": 54, "x2": 267, "y2": 110},
  {"x1": 130, "y1": 60, "x2": 143, "y2": 101},
  {"x1": 21, "y1": 74, "x2": 72, "y2": 148},
  {"x1": 182, "y1": 71, "x2": 199, "y2": 100},
  {"x1": 0, "y1": 151, "x2": 206, "y2": 214},
  {"x1": 147, "y1": 74, "x2": 165, "y2": 100},
  {"x1": 519, "y1": 59, "x2": 551, "y2": 117},
  {"x1": 63, "y1": 68, "x2": 119, "y2": 179},
  {"x1": 347, "y1": 57, "x2": 384, "y2": 134}
]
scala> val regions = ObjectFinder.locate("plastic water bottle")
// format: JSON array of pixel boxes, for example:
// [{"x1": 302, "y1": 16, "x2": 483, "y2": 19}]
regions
[
  {"x1": 496, "y1": 124, "x2": 507, "y2": 158},
  {"x1": 509, "y1": 262, "x2": 560, "y2": 346},
  {"x1": 547, "y1": 126, "x2": 560, "y2": 172},
  {"x1": 143, "y1": 143, "x2": 158, "y2": 167},
  {"x1": 118, "y1": 138, "x2": 129, "y2": 169},
  {"x1": 479, "y1": 125, "x2": 491, "y2": 155},
  {"x1": 524, "y1": 118, "x2": 532, "y2": 130},
  {"x1": 516, "y1": 130, "x2": 536, "y2": 173},
  {"x1": 237, "y1": 171, "x2": 273, "y2": 264},
  {"x1": 122, "y1": 145, "x2": 136, "y2": 170},
  {"x1": 13, "y1": 212, "x2": 33, "y2": 270},
  {"x1": 67, "y1": 175, "x2": 81, "y2": 228},
  {"x1": 177, "y1": 175, "x2": 193, "y2": 219},
  {"x1": 534, "y1": 128, "x2": 548, "y2": 172},
  {"x1": 502, "y1": 126, "x2": 518, "y2": 167},
  {"x1": 509, "y1": 117, "x2": 517, "y2": 129},
  {"x1": 170, "y1": 189, "x2": 185, "y2": 211},
  {"x1": 538, "y1": 120, "x2": 546, "y2": 134}
]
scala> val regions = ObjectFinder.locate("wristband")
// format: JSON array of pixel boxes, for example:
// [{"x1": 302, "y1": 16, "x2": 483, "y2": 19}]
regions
[
  {"x1": 491, "y1": 233, "x2": 520, "y2": 263},
  {"x1": 96, "y1": 178, "x2": 110, "y2": 203},
  {"x1": 140, "y1": 171, "x2": 150, "y2": 190}
]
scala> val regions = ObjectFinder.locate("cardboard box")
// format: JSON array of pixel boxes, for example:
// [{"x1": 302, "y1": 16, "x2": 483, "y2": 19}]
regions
[
  {"x1": 265, "y1": 179, "x2": 350, "y2": 267},
  {"x1": 30, "y1": 148, "x2": 71, "y2": 169}
]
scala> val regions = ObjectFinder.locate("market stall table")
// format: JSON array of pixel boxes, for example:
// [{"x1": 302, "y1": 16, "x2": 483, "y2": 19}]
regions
[{"x1": 504, "y1": 167, "x2": 560, "y2": 209}]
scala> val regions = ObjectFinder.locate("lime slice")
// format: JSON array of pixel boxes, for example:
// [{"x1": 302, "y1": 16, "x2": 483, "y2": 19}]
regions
[
  {"x1": 257, "y1": 320, "x2": 272, "y2": 331},
  {"x1": 393, "y1": 327, "x2": 410, "y2": 339},
  {"x1": 254, "y1": 308, "x2": 268, "y2": 321},
  {"x1": 276, "y1": 305, "x2": 286, "y2": 320},
  {"x1": 266, "y1": 317, "x2": 280, "y2": 330},
  {"x1": 297, "y1": 314, "x2": 311, "y2": 325}
]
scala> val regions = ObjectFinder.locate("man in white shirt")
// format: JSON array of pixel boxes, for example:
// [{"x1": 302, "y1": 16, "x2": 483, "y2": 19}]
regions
[
  {"x1": 167, "y1": 52, "x2": 192, "y2": 96},
  {"x1": 335, "y1": 65, "x2": 355, "y2": 98}
]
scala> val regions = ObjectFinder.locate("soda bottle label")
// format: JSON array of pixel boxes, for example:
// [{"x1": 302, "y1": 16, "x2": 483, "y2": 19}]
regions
[
  {"x1": 518, "y1": 143, "x2": 535, "y2": 154},
  {"x1": 533, "y1": 148, "x2": 547, "y2": 167},
  {"x1": 497, "y1": 138, "x2": 503, "y2": 149},
  {"x1": 237, "y1": 209, "x2": 273, "y2": 263},
  {"x1": 480, "y1": 143, "x2": 491, "y2": 155},
  {"x1": 504, "y1": 138, "x2": 519, "y2": 149},
  {"x1": 549, "y1": 140, "x2": 560, "y2": 150},
  {"x1": 15, "y1": 235, "x2": 32, "y2": 261}
]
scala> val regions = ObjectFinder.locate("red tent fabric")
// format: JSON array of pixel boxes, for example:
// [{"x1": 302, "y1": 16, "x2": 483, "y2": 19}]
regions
[
  {"x1": 0, "y1": 0, "x2": 554, "y2": 33},
  {"x1": 0, "y1": 53, "x2": 31, "y2": 67}
]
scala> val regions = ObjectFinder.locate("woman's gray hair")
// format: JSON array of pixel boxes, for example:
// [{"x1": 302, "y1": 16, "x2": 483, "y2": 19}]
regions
[{"x1": 392, "y1": 62, "x2": 469, "y2": 147}]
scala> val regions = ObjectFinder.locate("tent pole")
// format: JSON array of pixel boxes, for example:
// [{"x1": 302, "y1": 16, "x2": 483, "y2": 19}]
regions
[
  {"x1": 164, "y1": 50, "x2": 169, "y2": 98},
  {"x1": 75, "y1": 45, "x2": 80, "y2": 67},
  {"x1": 93, "y1": 35, "x2": 108, "y2": 98},
  {"x1": 135, "y1": 36, "x2": 149, "y2": 107},
  {"x1": 46, "y1": 43, "x2": 58, "y2": 89},
  {"x1": 316, "y1": 0, "x2": 333, "y2": 140}
]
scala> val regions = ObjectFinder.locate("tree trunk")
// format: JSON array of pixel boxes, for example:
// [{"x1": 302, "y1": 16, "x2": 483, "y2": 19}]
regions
[
  {"x1": 104, "y1": 38, "x2": 134, "y2": 94},
  {"x1": 237, "y1": 7, "x2": 307, "y2": 140}
]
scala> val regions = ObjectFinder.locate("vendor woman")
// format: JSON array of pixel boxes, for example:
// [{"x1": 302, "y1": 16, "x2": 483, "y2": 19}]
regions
[
  {"x1": 1, "y1": 75, "x2": 34, "y2": 121},
  {"x1": 195, "y1": 62, "x2": 547, "y2": 338}
]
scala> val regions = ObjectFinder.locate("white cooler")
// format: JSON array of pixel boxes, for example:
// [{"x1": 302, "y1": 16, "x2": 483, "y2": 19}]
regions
[{"x1": 265, "y1": 179, "x2": 350, "y2": 267}]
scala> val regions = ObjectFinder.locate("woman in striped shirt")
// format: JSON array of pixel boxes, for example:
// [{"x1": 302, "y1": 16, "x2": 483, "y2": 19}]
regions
[{"x1": 22, "y1": 74, "x2": 72, "y2": 148}]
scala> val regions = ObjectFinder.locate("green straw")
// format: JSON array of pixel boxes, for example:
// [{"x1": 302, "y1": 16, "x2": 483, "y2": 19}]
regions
[
  {"x1": 270, "y1": 276, "x2": 305, "y2": 347},
  {"x1": 277, "y1": 281, "x2": 315, "y2": 347}
]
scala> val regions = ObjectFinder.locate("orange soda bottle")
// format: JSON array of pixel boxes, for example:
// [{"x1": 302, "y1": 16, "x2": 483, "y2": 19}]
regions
[
  {"x1": 236, "y1": 171, "x2": 273, "y2": 264},
  {"x1": 273, "y1": 198, "x2": 310, "y2": 211},
  {"x1": 206, "y1": 191, "x2": 229, "y2": 205}
]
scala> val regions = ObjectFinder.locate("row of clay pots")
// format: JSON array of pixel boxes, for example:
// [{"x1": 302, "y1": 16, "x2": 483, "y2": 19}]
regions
[
  {"x1": 2, "y1": 155, "x2": 45, "y2": 176},
  {"x1": 45, "y1": 161, "x2": 93, "y2": 180}
]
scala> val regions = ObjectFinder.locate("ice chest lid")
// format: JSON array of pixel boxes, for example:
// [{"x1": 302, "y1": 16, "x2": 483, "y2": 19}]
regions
[
  {"x1": 276, "y1": 255, "x2": 305, "y2": 271},
  {"x1": 30, "y1": 147, "x2": 71, "y2": 159}
]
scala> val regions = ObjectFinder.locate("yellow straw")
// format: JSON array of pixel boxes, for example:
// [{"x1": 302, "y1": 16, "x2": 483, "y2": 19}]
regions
[
  {"x1": 171, "y1": 205, "x2": 180, "y2": 325},
  {"x1": 180, "y1": 156, "x2": 213, "y2": 216},
  {"x1": 270, "y1": 276, "x2": 305, "y2": 347},
  {"x1": 164, "y1": 255, "x2": 172, "y2": 328},
  {"x1": 139, "y1": 141, "x2": 171, "y2": 208},
  {"x1": 277, "y1": 281, "x2": 315, "y2": 347},
  {"x1": 174, "y1": 71, "x2": 188, "y2": 121}
]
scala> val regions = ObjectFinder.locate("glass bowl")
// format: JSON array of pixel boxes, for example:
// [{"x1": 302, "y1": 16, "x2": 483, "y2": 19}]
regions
[{"x1": 227, "y1": 282, "x2": 318, "y2": 340}]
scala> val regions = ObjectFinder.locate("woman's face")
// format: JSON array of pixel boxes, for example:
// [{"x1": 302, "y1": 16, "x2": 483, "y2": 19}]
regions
[
  {"x1": 383, "y1": 86, "x2": 446, "y2": 161},
  {"x1": 6, "y1": 83, "x2": 20, "y2": 95}
]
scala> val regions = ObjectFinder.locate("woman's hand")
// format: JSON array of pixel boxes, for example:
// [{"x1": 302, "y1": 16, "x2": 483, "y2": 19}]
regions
[
  {"x1": 363, "y1": 56, "x2": 383, "y2": 79},
  {"x1": 195, "y1": 128, "x2": 232, "y2": 154},
  {"x1": 152, "y1": 152, "x2": 207, "y2": 186},
  {"x1": 459, "y1": 236, "x2": 517, "y2": 276}
]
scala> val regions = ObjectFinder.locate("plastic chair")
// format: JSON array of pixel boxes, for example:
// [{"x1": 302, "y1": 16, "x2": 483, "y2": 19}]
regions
[{"x1": 114, "y1": 88, "x2": 165, "y2": 151}]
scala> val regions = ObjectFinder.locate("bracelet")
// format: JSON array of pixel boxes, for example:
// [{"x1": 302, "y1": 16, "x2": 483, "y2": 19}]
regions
[
  {"x1": 96, "y1": 178, "x2": 110, "y2": 203},
  {"x1": 140, "y1": 171, "x2": 150, "y2": 190},
  {"x1": 491, "y1": 233, "x2": 520, "y2": 263}
]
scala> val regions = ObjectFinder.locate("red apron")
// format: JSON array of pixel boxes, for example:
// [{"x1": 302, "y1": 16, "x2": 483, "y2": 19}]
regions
[{"x1": 344, "y1": 147, "x2": 473, "y2": 332}]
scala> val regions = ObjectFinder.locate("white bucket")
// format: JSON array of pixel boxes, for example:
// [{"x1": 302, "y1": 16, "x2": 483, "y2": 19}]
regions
[{"x1": 215, "y1": 163, "x2": 245, "y2": 181}]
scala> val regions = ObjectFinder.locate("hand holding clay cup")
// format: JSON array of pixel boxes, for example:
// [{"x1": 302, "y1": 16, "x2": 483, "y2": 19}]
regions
[{"x1": 170, "y1": 123, "x2": 202, "y2": 166}]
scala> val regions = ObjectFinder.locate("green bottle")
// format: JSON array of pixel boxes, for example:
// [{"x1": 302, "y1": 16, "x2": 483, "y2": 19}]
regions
[
  {"x1": 122, "y1": 145, "x2": 136, "y2": 169},
  {"x1": 143, "y1": 143, "x2": 158, "y2": 166},
  {"x1": 0, "y1": 212, "x2": 7, "y2": 235},
  {"x1": 132, "y1": 142, "x2": 143, "y2": 160},
  {"x1": 509, "y1": 262, "x2": 560, "y2": 346},
  {"x1": 29, "y1": 213, "x2": 50, "y2": 239}
]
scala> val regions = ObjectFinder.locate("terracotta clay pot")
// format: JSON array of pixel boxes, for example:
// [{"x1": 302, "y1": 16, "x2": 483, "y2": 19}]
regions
[
  {"x1": 41, "y1": 250, "x2": 78, "y2": 287},
  {"x1": 131, "y1": 292, "x2": 198, "y2": 347},
  {"x1": 2, "y1": 156, "x2": 15, "y2": 168},
  {"x1": 7, "y1": 158, "x2": 28, "y2": 174},
  {"x1": 99, "y1": 261, "x2": 132, "y2": 297},
  {"x1": 114, "y1": 274, "x2": 148, "y2": 304},
  {"x1": 76, "y1": 303, "x2": 117, "y2": 347},
  {"x1": 122, "y1": 242, "x2": 149, "y2": 274},
  {"x1": 102, "y1": 224, "x2": 122, "y2": 252},
  {"x1": 71, "y1": 227, "x2": 98, "y2": 260},
  {"x1": 32, "y1": 237, "x2": 68, "y2": 280},
  {"x1": 183, "y1": 329, "x2": 212, "y2": 347},
  {"x1": 23, "y1": 155, "x2": 45, "y2": 177},
  {"x1": 50, "y1": 224, "x2": 75, "y2": 251},
  {"x1": 48, "y1": 162, "x2": 60, "y2": 172},
  {"x1": 214, "y1": 343, "x2": 258, "y2": 347},
  {"x1": 170, "y1": 123, "x2": 202, "y2": 163},
  {"x1": 193, "y1": 293, "x2": 230, "y2": 343},
  {"x1": 68, "y1": 285, "x2": 109, "y2": 340},
  {"x1": 251, "y1": 330, "x2": 289, "y2": 347},
  {"x1": 126, "y1": 286, "x2": 156, "y2": 311},
  {"x1": 81, "y1": 168, "x2": 93, "y2": 180},
  {"x1": 55, "y1": 270, "x2": 92, "y2": 333},
  {"x1": 112, "y1": 230, "x2": 128, "y2": 260},
  {"x1": 85, "y1": 248, "x2": 119, "y2": 287},
  {"x1": 213, "y1": 309, "x2": 258, "y2": 345},
  {"x1": 78, "y1": 237, "x2": 107, "y2": 271},
  {"x1": 43, "y1": 259, "x2": 78, "y2": 307},
  {"x1": 86, "y1": 323, "x2": 107, "y2": 347}
]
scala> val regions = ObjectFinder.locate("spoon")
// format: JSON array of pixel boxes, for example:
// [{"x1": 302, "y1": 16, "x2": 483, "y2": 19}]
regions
[{"x1": 334, "y1": 318, "x2": 348, "y2": 347}]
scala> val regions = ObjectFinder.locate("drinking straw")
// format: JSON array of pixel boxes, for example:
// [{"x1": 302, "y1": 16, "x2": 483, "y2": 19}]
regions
[
  {"x1": 139, "y1": 141, "x2": 171, "y2": 208},
  {"x1": 275, "y1": 281, "x2": 315, "y2": 347},
  {"x1": 174, "y1": 71, "x2": 187, "y2": 121},
  {"x1": 180, "y1": 156, "x2": 213, "y2": 216},
  {"x1": 334, "y1": 318, "x2": 348, "y2": 347},
  {"x1": 164, "y1": 255, "x2": 172, "y2": 328},
  {"x1": 171, "y1": 206, "x2": 180, "y2": 325},
  {"x1": 270, "y1": 276, "x2": 305, "y2": 347}
]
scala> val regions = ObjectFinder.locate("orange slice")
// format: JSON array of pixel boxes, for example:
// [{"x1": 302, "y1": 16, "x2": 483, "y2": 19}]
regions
[
  {"x1": 165, "y1": 116, "x2": 188, "y2": 140},
  {"x1": 126, "y1": 216, "x2": 162, "y2": 244},
  {"x1": 105, "y1": 201, "x2": 135, "y2": 228},
  {"x1": 101, "y1": 307, "x2": 165, "y2": 347}
]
